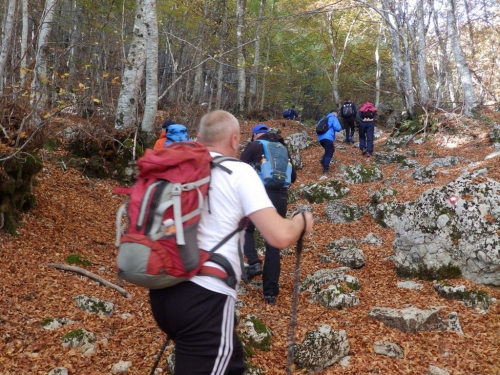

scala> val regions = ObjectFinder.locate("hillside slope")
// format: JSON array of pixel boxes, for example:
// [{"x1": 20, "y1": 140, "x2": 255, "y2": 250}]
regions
[{"x1": 1, "y1": 114, "x2": 499, "y2": 375}]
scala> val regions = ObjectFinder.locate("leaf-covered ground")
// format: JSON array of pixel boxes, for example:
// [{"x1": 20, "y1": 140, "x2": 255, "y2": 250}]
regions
[{"x1": 1, "y1": 112, "x2": 500, "y2": 374}]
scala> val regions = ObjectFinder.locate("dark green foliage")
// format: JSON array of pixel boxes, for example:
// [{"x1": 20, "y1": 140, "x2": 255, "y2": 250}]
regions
[{"x1": 396, "y1": 263, "x2": 462, "y2": 281}]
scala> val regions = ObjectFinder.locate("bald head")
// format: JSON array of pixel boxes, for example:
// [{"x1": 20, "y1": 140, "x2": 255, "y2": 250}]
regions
[{"x1": 198, "y1": 110, "x2": 241, "y2": 156}]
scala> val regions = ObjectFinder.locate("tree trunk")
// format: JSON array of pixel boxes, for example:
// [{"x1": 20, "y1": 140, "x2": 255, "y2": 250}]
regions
[
  {"x1": 375, "y1": 21, "x2": 383, "y2": 107},
  {"x1": 31, "y1": 0, "x2": 58, "y2": 125},
  {"x1": 415, "y1": 0, "x2": 430, "y2": 106},
  {"x1": 216, "y1": 0, "x2": 228, "y2": 109},
  {"x1": 141, "y1": 0, "x2": 158, "y2": 136},
  {"x1": 0, "y1": 0, "x2": 18, "y2": 93},
  {"x1": 432, "y1": 0, "x2": 455, "y2": 108},
  {"x1": 19, "y1": 0, "x2": 28, "y2": 89},
  {"x1": 115, "y1": 0, "x2": 147, "y2": 130},
  {"x1": 446, "y1": 0, "x2": 478, "y2": 115},
  {"x1": 247, "y1": 0, "x2": 265, "y2": 112},
  {"x1": 236, "y1": 0, "x2": 246, "y2": 113}
]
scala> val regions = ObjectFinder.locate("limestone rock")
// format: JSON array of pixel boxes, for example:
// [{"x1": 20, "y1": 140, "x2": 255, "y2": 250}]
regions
[{"x1": 293, "y1": 325, "x2": 350, "y2": 372}]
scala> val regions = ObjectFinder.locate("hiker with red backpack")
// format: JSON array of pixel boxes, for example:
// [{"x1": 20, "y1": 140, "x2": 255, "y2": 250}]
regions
[
  {"x1": 240, "y1": 124, "x2": 297, "y2": 306},
  {"x1": 340, "y1": 98, "x2": 357, "y2": 145},
  {"x1": 357, "y1": 101, "x2": 377, "y2": 157},
  {"x1": 147, "y1": 110, "x2": 313, "y2": 375}
]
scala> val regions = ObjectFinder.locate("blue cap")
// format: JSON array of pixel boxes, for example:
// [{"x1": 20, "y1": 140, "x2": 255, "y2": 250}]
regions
[{"x1": 251, "y1": 124, "x2": 269, "y2": 135}]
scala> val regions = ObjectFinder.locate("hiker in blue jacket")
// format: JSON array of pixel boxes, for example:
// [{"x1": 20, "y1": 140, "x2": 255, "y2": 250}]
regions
[{"x1": 317, "y1": 110, "x2": 342, "y2": 174}]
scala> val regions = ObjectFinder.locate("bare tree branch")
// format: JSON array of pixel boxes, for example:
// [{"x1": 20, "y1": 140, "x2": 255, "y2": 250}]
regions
[{"x1": 47, "y1": 262, "x2": 131, "y2": 298}]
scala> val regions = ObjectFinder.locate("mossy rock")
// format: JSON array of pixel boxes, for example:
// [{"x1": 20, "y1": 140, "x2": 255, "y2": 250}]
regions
[
  {"x1": 396, "y1": 263, "x2": 462, "y2": 281},
  {"x1": 343, "y1": 164, "x2": 383, "y2": 184},
  {"x1": 300, "y1": 180, "x2": 350, "y2": 203}
]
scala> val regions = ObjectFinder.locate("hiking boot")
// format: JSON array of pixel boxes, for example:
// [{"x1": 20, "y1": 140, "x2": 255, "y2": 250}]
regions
[
  {"x1": 246, "y1": 262, "x2": 263, "y2": 280},
  {"x1": 322, "y1": 169, "x2": 329, "y2": 174},
  {"x1": 264, "y1": 295, "x2": 276, "y2": 305},
  {"x1": 365, "y1": 153, "x2": 372, "y2": 157}
]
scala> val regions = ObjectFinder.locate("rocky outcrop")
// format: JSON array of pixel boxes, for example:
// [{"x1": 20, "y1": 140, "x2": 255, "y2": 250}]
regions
[
  {"x1": 392, "y1": 173, "x2": 500, "y2": 285},
  {"x1": 368, "y1": 306, "x2": 463, "y2": 334}
]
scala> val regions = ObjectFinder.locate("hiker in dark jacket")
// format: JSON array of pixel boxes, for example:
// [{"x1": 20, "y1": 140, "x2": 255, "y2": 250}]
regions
[
  {"x1": 283, "y1": 105, "x2": 300, "y2": 120},
  {"x1": 340, "y1": 99, "x2": 357, "y2": 145},
  {"x1": 357, "y1": 102, "x2": 377, "y2": 157},
  {"x1": 240, "y1": 123, "x2": 297, "y2": 306}
]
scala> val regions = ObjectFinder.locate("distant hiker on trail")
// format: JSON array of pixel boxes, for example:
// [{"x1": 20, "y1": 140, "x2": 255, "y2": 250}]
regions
[
  {"x1": 357, "y1": 102, "x2": 377, "y2": 157},
  {"x1": 149, "y1": 110, "x2": 313, "y2": 375},
  {"x1": 239, "y1": 123, "x2": 297, "y2": 306},
  {"x1": 153, "y1": 119, "x2": 175, "y2": 150},
  {"x1": 340, "y1": 98, "x2": 357, "y2": 145},
  {"x1": 164, "y1": 124, "x2": 189, "y2": 146},
  {"x1": 317, "y1": 110, "x2": 342, "y2": 174},
  {"x1": 283, "y1": 105, "x2": 300, "y2": 120}
]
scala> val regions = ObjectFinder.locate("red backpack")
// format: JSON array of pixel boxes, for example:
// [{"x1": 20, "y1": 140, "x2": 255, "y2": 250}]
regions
[{"x1": 114, "y1": 142, "x2": 245, "y2": 289}]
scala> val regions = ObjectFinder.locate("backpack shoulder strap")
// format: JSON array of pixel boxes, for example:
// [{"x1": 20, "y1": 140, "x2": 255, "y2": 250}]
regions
[
  {"x1": 256, "y1": 139, "x2": 271, "y2": 160},
  {"x1": 211, "y1": 155, "x2": 241, "y2": 174}
]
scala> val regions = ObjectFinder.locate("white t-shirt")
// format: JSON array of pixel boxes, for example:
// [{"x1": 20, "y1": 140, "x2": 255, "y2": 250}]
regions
[{"x1": 190, "y1": 152, "x2": 274, "y2": 299}]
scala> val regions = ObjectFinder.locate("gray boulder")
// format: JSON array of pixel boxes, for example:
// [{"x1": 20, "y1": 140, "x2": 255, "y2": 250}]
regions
[
  {"x1": 325, "y1": 201, "x2": 364, "y2": 223},
  {"x1": 326, "y1": 238, "x2": 365, "y2": 269},
  {"x1": 293, "y1": 325, "x2": 350, "y2": 372},
  {"x1": 393, "y1": 174, "x2": 500, "y2": 285},
  {"x1": 489, "y1": 124, "x2": 500, "y2": 143},
  {"x1": 344, "y1": 164, "x2": 383, "y2": 184},
  {"x1": 374, "y1": 151, "x2": 407, "y2": 165},
  {"x1": 373, "y1": 340, "x2": 404, "y2": 359},
  {"x1": 428, "y1": 156, "x2": 462, "y2": 168},
  {"x1": 300, "y1": 180, "x2": 349, "y2": 203},
  {"x1": 368, "y1": 306, "x2": 463, "y2": 334},
  {"x1": 300, "y1": 268, "x2": 359, "y2": 293}
]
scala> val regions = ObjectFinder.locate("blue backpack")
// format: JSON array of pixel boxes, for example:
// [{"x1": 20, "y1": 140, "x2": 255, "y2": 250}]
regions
[
  {"x1": 256, "y1": 139, "x2": 292, "y2": 190},
  {"x1": 283, "y1": 108, "x2": 292, "y2": 118},
  {"x1": 165, "y1": 124, "x2": 189, "y2": 146}
]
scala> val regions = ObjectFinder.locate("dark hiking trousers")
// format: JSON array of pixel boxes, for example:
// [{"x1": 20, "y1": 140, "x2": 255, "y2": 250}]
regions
[
  {"x1": 343, "y1": 117, "x2": 355, "y2": 142},
  {"x1": 359, "y1": 121, "x2": 375, "y2": 154},
  {"x1": 150, "y1": 282, "x2": 246, "y2": 375},
  {"x1": 244, "y1": 188, "x2": 288, "y2": 297},
  {"x1": 319, "y1": 138, "x2": 335, "y2": 172}
]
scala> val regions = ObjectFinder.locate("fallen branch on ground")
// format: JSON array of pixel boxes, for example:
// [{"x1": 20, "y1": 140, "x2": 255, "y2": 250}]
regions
[{"x1": 47, "y1": 263, "x2": 131, "y2": 298}]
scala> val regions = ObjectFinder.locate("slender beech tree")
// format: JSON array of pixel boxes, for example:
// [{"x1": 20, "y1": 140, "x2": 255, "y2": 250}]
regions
[
  {"x1": 0, "y1": 0, "x2": 17, "y2": 92},
  {"x1": 19, "y1": 0, "x2": 28, "y2": 89},
  {"x1": 446, "y1": 0, "x2": 478, "y2": 115},
  {"x1": 31, "y1": 0, "x2": 58, "y2": 125},
  {"x1": 236, "y1": 0, "x2": 246, "y2": 112},
  {"x1": 115, "y1": 0, "x2": 147, "y2": 130},
  {"x1": 141, "y1": 0, "x2": 158, "y2": 135},
  {"x1": 415, "y1": 0, "x2": 430, "y2": 106},
  {"x1": 247, "y1": 0, "x2": 266, "y2": 111}
]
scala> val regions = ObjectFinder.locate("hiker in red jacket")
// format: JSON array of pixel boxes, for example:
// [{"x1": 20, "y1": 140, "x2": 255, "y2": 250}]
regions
[{"x1": 357, "y1": 102, "x2": 377, "y2": 157}]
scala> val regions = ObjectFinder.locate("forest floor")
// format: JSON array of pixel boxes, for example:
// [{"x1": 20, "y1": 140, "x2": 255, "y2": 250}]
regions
[{"x1": 1, "y1": 110, "x2": 500, "y2": 375}]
